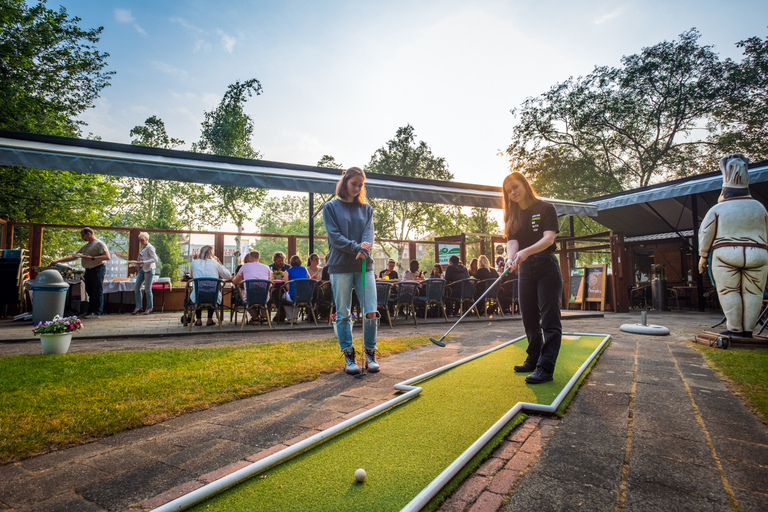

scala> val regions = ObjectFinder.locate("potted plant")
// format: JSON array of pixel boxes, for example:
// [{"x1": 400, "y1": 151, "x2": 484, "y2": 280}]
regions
[{"x1": 32, "y1": 315, "x2": 83, "y2": 354}]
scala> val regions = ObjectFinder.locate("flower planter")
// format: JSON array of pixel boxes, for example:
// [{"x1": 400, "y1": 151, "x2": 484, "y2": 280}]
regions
[{"x1": 39, "y1": 333, "x2": 73, "y2": 355}]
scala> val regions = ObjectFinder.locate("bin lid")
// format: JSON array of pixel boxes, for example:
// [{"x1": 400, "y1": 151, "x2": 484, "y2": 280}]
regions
[{"x1": 31, "y1": 269, "x2": 70, "y2": 289}]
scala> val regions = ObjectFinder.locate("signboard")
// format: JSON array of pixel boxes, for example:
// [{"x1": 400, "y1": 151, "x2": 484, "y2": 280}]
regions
[
  {"x1": 568, "y1": 268, "x2": 584, "y2": 304},
  {"x1": 438, "y1": 244, "x2": 461, "y2": 265},
  {"x1": 584, "y1": 265, "x2": 607, "y2": 311}
]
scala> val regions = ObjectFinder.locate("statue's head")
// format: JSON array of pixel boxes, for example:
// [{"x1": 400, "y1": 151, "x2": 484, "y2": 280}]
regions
[{"x1": 718, "y1": 153, "x2": 751, "y2": 202}]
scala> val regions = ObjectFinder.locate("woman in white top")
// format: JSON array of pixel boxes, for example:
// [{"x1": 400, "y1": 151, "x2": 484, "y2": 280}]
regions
[
  {"x1": 132, "y1": 232, "x2": 158, "y2": 315},
  {"x1": 190, "y1": 245, "x2": 232, "y2": 326},
  {"x1": 306, "y1": 253, "x2": 323, "y2": 280}
]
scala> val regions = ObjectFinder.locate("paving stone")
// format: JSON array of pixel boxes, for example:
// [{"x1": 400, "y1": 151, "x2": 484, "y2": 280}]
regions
[
  {"x1": 97, "y1": 423, "x2": 174, "y2": 447},
  {"x1": 453, "y1": 476, "x2": 488, "y2": 504},
  {"x1": 140, "y1": 480, "x2": 204, "y2": 509},
  {"x1": 246, "y1": 443, "x2": 290, "y2": 463},
  {"x1": 438, "y1": 494, "x2": 468, "y2": 512},
  {"x1": 492, "y1": 440, "x2": 523, "y2": 460},
  {"x1": 627, "y1": 453, "x2": 730, "y2": 503},
  {"x1": 519, "y1": 435, "x2": 543, "y2": 454},
  {"x1": 199, "y1": 460, "x2": 251, "y2": 484},
  {"x1": 219, "y1": 420, "x2": 307, "y2": 450},
  {"x1": 710, "y1": 436, "x2": 768, "y2": 467},
  {"x1": 161, "y1": 438, "x2": 256, "y2": 475},
  {"x1": 469, "y1": 491, "x2": 503, "y2": 512},
  {"x1": 0, "y1": 463, "x2": 107, "y2": 509},
  {"x1": 0, "y1": 463, "x2": 27, "y2": 482},
  {"x1": 624, "y1": 480, "x2": 728, "y2": 512},
  {"x1": 504, "y1": 472, "x2": 618, "y2": 512},
  {"x1": 210, "y1": 397, "x2": 302, "y2": 428},
  {"x1": 532, "y1": 446, "x2": 623, "y2": 491},
  {"x1": 488, "y1": 469, "x2": 520, "y2": 494},
  {"x1": 12, "y1": 492, "x2": 104, "y2": 512},
  {"x1": 476, "y1": 457, "x2": 505, "y2": 477},
  {"x1": 508, "y1": 427, "x2": 535, "y2": 443},
  {"x1": 80, "y1": 445, "x2": 160, "y2": 475},
  {"x1": 572, "y1": 386, "x2": 631, "y2": 406},
  {"x1": 545, "y1": 428, "x2": 627, "y2": 460},
  {"x1": 77, "y1": 461, "x2": 189, "y2": 512},
  {"x1": 700, "y1": 416, "x2": 768, "y2": 445},
  {"x1": 733, "y1": 488, "x2": 768, "y2": 512},
  {"x1": 631, "y1": 433, "x2": 716, "y2": 468},
  {"x1": 719, "y1": 458, "x2": 768, "y2": 494},
  {"x1": 17, "y1": 442, "x2": 112, "y2": 472},
  {"x1": 505, "y1": 451, "x2": 535, "y2": 471}
]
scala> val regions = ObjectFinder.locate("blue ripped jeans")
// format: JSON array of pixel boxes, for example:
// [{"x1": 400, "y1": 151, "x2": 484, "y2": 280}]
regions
[{"x1": 330, "y1": 271, "x2": 378, "y2": 351}]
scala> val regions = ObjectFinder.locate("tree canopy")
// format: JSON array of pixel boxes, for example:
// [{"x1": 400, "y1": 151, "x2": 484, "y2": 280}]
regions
[
  {"x1": 507, "y1": 29, "x2": 727, "y2": 199},
  {"x1": 0, "y1": 0, "x2": 113, "y2": 136}
]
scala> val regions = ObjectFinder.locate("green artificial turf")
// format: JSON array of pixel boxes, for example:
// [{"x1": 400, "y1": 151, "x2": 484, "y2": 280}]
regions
[{"x1": 189, "y1": 334, "x2": 607, "y2": 512}]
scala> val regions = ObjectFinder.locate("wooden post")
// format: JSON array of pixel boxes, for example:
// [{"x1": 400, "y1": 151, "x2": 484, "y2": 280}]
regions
[
  {"x1": 408, "y1": 241, "x2": 417, "y2": 266},
  {"x1": 610, "y1": 231, "x2": 630, "y2": 312},
  {"x1": 214, "y1": 233, "x2": 225, "y2": 263},
  {"x1": 287, "y1": 235, "x2": 297, "y2": 259},
  {"x1": 29, "y1": 224, "x2": 44, "y2": 273}
]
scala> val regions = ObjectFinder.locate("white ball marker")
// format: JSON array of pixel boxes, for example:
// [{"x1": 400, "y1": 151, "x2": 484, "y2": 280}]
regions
[{"x1": 354, "y1": 468, "x2": 366, "y2": 482}]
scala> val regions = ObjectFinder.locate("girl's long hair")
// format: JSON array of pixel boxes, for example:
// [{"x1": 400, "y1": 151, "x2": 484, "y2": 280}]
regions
[
  {"x1": 335, "y1": 167, "x2": 367, "y2": 204},
  {"x1": 198, "y1": 245, "x2": 214, "y2": 260},
  {"x1": 503, "y1": 171, "x2": 538, "y2": 238}
]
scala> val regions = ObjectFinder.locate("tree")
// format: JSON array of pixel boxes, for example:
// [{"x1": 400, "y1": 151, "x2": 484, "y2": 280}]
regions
[
  {"x1": 507, "y1": 29, "x2": 726, "y2": 199},
  {"x1": 365, "y1": 125, "x2": 454, "y2": 266},
  {"x1": 711, "y1": 33, "x2": 768, "y2": 161},
  {"x1": 192, "y1": 79, "x2": 268, "y2": 262},
  {"x1": 253, "y1": 195, "x2": 328, "y2": 260},
  {"x1": 116, "y1": 116, "x2": 201, "y2": 281},
  {"x1": 0, "y1": 0, "x2": 117, "y2": 253},
  {"x1": 0, "y1": 0, "x2": 114, "y2": 136}
]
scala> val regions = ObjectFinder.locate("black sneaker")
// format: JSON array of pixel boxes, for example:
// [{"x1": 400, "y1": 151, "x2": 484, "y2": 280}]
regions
[
  {"x1": 525, "y1": 367, "x2": 553, "y2": 384},
  {"x1": 514, "y1": 361, "x2": 536, "y2": 372}
]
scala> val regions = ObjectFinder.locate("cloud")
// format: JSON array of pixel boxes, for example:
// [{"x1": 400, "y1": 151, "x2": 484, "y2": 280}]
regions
[
  {"x1": 114, "y1": 8, "x2": 147, "y2": 35},
  {"x1": 171, "y1": 17, "x2": 211, "y2": 51},
  {"x1": 594, "y1": 7, "x2": 625, "y2": 25},
  {"x1": 114, "y1": 8, "x2": 134, "y2": 23},
  {"x1": 152, "y1": 61, "x2": 189, "y2": 80},
  {"x1": 170, "y1": 17, "x2": 206, "y2": 35},
  {"x1": 217, "y1": 29, "x2": 236, "y2": 53}
]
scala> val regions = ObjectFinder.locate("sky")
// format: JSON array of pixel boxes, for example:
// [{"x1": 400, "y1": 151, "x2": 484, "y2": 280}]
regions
[{"x1": 54, "y1": 0, "x2": 768, "y2": 190}]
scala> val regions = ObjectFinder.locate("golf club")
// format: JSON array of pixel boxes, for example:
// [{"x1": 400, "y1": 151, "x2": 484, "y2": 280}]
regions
[
  {"x1": 356, "y1": 258, "x2": 367, "y2": 378},
  {"x1": 430, "y1": 266, "x2": 511, "y2": 347}
]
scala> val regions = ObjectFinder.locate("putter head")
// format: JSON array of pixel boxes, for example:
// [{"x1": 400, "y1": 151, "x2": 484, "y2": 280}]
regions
[{"x1": 429, "y1": 337, "x2": 446, "y2": 347}]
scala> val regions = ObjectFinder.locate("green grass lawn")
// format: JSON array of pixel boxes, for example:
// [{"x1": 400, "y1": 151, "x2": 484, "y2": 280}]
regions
[
  {"x1": 187, "y1": 335, "x2": 608, "y2": 512},
  {"x1": 694, "y1": 344, "x2": 768, "y2": 422},
  {"x1": 0, "y1": 335, "x2": 430, "y2": 464}
]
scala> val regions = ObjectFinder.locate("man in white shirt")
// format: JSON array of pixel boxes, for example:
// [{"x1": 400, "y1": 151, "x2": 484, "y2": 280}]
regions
[
  {"x1": 51, "y1": 227, "x2": 110, "y2": 318},
  {"x1": 232, "y1": 251, "x2": 272, "y2": 322}
]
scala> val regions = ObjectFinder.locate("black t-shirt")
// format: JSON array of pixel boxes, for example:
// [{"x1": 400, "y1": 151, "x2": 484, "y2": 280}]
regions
[
  {"x1": 476, "y1": 267, "x2": 499, "y2": 281},
  {"x1": 511, "y1": 200, "x2": 559, "y2": 252},
  {"x1": 379, "y1": 269, "x2": 399, "y2": 279}
]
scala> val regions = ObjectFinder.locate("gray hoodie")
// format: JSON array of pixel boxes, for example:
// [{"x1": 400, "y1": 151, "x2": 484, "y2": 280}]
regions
[{"x1": 323, "y1": 198, "x2": 374, "y2": 274}]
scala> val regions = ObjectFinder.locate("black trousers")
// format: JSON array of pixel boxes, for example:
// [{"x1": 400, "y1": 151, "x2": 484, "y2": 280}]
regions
[
  {"x1": 518, "y1": 253, "x2": 562, "y2": 372},
  {"x1": 83, "y1": 264, "x2": 106, "y2": 315}
]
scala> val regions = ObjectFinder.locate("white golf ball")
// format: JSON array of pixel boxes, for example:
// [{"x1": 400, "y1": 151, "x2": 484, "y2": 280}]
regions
[{"x1": 354, "y1": 468, "x2": 366, "y2": 482}]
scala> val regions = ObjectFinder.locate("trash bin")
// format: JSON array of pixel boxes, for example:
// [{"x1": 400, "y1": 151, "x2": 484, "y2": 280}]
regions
[
  {"x1": 651, "y1": 264, "x2": 667, "y2": 311},
  {"x1": 30, "y1": 269, "x2": 70, "y2": 324}
]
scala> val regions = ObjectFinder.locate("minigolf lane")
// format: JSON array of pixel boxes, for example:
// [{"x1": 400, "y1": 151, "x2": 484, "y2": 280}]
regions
[{"x1": 158, "y1": 333, "x2": 609, "y2": 512}]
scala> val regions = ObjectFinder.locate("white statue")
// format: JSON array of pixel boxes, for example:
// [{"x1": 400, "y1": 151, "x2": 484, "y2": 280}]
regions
[{"x1": 698, "y1": 154, "x2": 768, "y2": 337}]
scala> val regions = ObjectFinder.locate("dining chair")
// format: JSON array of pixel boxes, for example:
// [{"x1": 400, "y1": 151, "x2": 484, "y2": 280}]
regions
[
  {"x1": 185, "y1": 278, "x2": 224, "y2": 331},
  {"x1": 281, "y1": 278, "x2": 318, "y2": 327},
  {"x1": 392, "y1": 281, "x2": 419, "y2": 326},
  {"x1": 316, "y1": 280, "x2": 336, "y2": 326},
  {"x1": 413, "y1": 278, "x2": 448, "y2": 321},
  {"x1": 239, "y1": 279, "x2": 273, "y2": 329},
  {"x1": 499, "y1": 279, "x2": 519, "y2": 315},
  {"x1": 477, "y1": 278, "x2": 504, "y2": 317},
  {"x1": 375, "y1": 281, "x2": 394, "y2": 328},
  {"x1": 444, "y1": 278, "x2": 480, "y2": 318}
]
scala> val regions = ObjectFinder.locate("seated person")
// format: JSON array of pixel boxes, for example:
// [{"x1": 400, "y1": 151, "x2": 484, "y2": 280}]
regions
[
  {"x1": 402, "y1": 259, "x2": 424, "y2": 281},
  {"x1": 444, "y1": 255, "x2": 470, "y2": 316},
  {"x1": 321, "y1": 254, "x2": 330, "y2": 281},
  {"x1": 428, "y1": 263, "x2": 444, "y2": 279},
  {"x1": 269, "y1": 251, "x2": 291, "y2": 277},
  {"x1": 234, "y1": 253, "x2": 250, "y2": 275},
  {"x1": 307, "y1": 253, "x2": 323, "y2": 280},
  {"x1": 469, "y1": 258, "x2": 479, "y2": 278},
  {"x1": 475, "y1": 255, "x2": 500, "y2": 314},
  {"x1": 283, "y1": 255, "x2": 310, "y2": 320},
  {"x1": 379, "y1": 258, "x2": 399, "y2": 280},
  {"x1": 190, "y1": 245, "x2": 231, "y2": 326},
  {"x1": 232, "y1": 250, "x2": 272, "y2": 323}
]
